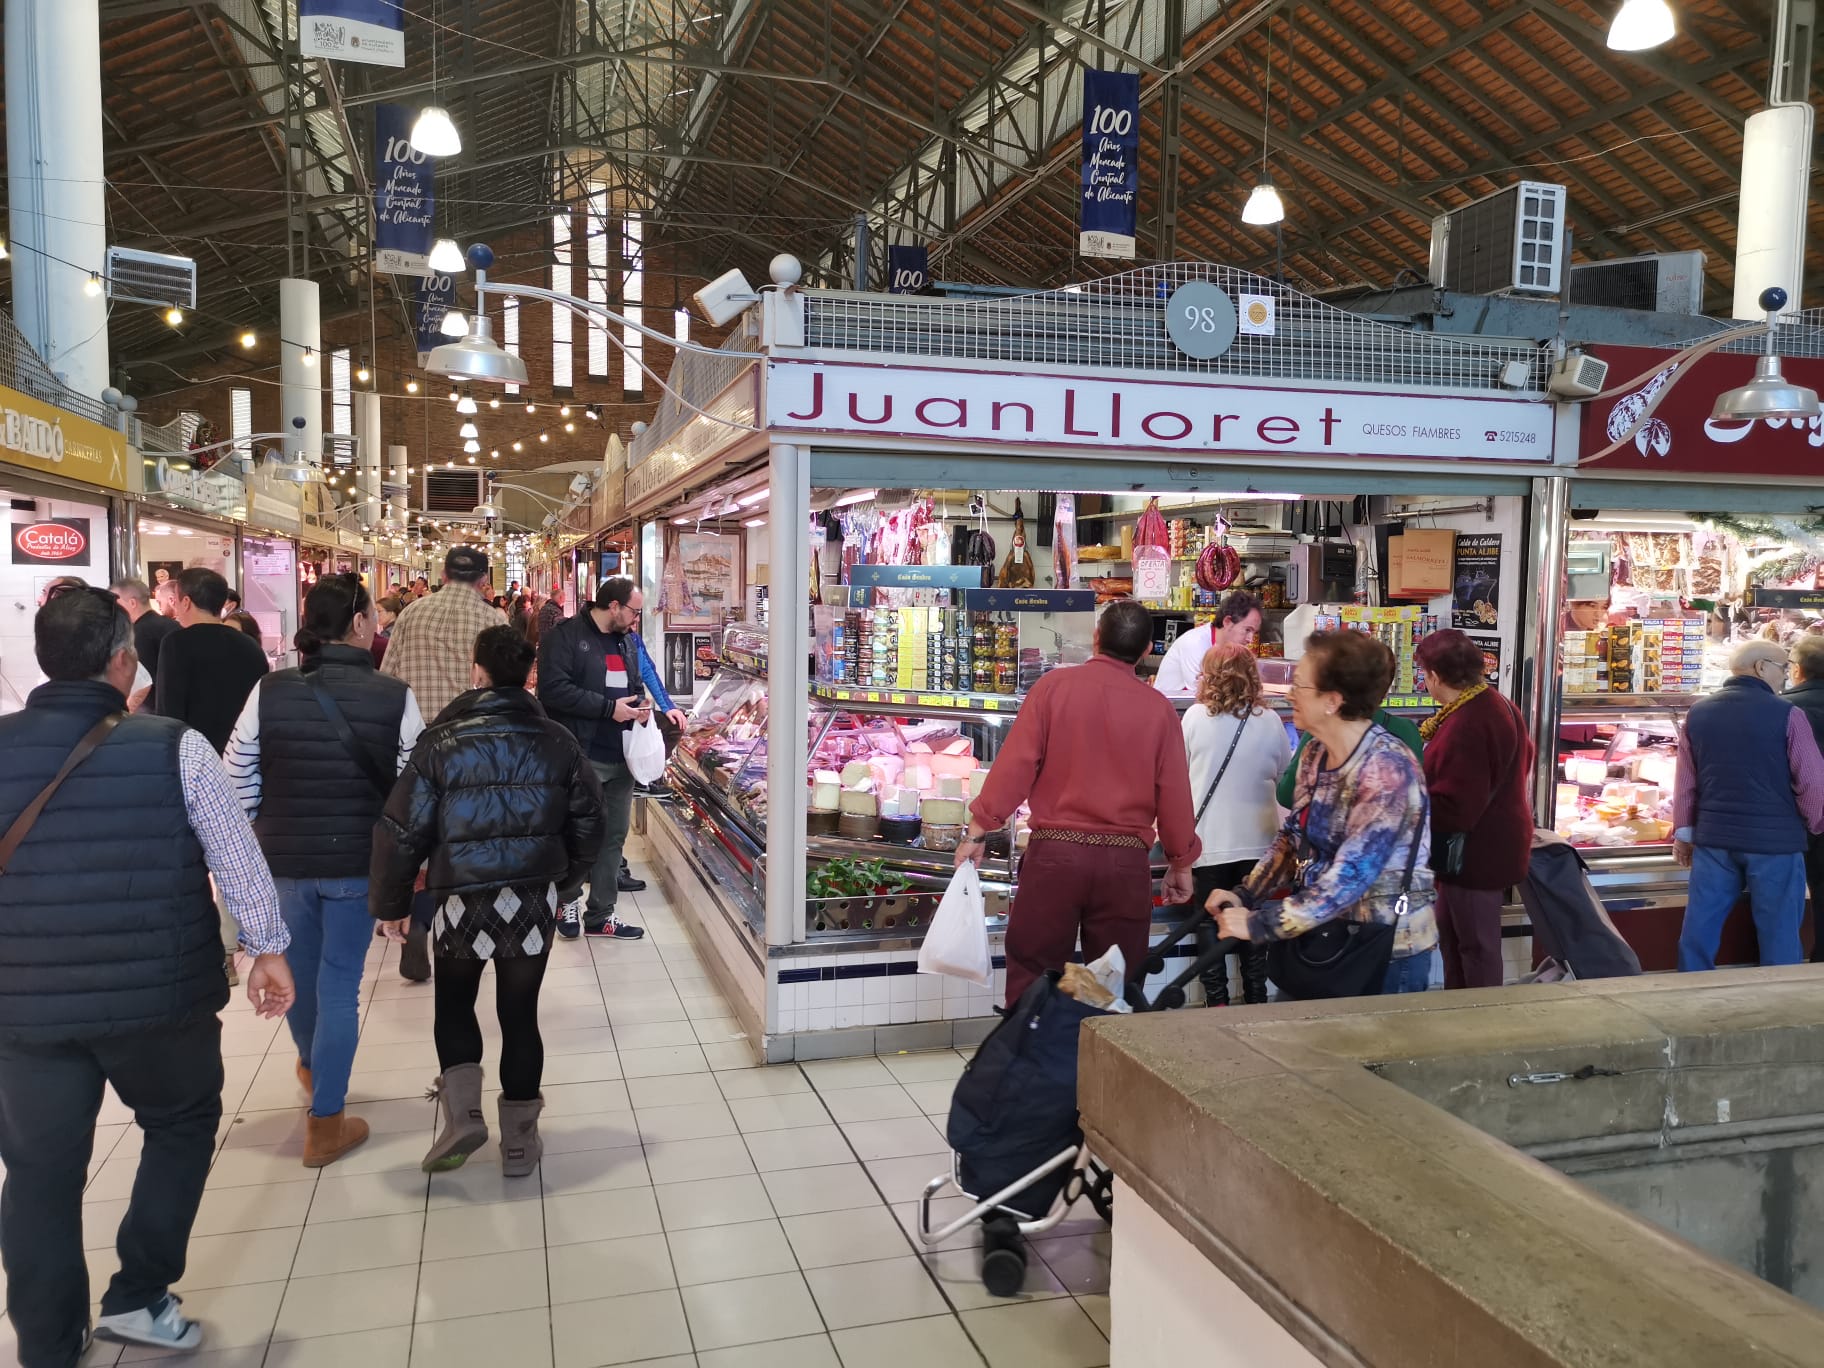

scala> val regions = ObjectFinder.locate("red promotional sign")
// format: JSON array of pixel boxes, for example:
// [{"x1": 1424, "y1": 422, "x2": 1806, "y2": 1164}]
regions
[
  {"x1": 1580, "y1": 344, "x2": 1824, "y2": 478},
  {"x1": 11, "y1": 519, "x2": 91, "y2": 565}
]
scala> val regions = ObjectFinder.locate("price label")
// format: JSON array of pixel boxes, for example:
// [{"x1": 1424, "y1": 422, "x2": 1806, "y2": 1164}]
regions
[
  {"x1": 1133, "y1": 550, "x2": 1172, "y2": 603},
  {"x1": 917, "y1": 694, "x2": 945, "y2": 706},
  {"x1": 983, "y1": 699, "x2": 1001, "y2": 711},
  {"x1": 889, "y1": 694, "x2": 907, "y2": 704}
]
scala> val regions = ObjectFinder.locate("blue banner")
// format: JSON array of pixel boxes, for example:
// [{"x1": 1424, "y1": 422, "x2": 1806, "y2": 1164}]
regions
[
  {"x1": 887, "y1": 245, "x2": 929, "y2": 294},
  {"x1": 1079, "y1": 69, "x2": 1139, "y2": 260},
  {"x1": 374, "y1": 105, "x2": 433, "y2": 276},
  {"x1": 965, "y1": 588, "x2": 1097, "y2": 614},
  {"x1": 414, "y1": 272, "x2": 458, "y2": 364},
  {"x1": 300, "y1": 0, "x2": 404, "y2": 67},
  {"x1": 848, "y1": 564, "x2": 982, "y2": 590}
]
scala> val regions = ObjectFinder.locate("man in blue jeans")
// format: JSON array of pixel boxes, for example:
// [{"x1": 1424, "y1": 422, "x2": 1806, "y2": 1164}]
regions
[
  {"x1": 537, "y1": 577, "x2": 684, "y2": 938},
  {"x1": 1673, "y1": 639, "x2": 1824, "y2": 971},
  {"x1": 226, "y1": 573, "x2": 423, "y2": 1165}
]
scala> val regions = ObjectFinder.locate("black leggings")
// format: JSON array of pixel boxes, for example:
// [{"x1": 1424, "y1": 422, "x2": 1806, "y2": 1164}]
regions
[{"x1": 433, "y1": 953, "x2": 551, "y2": 1101}]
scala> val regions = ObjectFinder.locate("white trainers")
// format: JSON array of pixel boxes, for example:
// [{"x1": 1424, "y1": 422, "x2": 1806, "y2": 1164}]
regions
[
  {"x1": 95, "y1": 1294, "x2": 202, "y2": 1351},
  {"x1": 558, "y1": 895, "x2": 585, "y2": 940}
]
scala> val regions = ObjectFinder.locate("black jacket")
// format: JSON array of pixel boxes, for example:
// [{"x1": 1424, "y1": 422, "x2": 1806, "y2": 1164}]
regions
[
  {"x1": 535, "y1": 611, "x2": 638, "y2": 763},
  {"x1": 252, "y1": 644, "x2": 412, "y2": 879},
  {"x1": 369, "y1": 687, "x2": 606, "y2": 921},
  {"x1": 0, "y1": 680, "x2": 226, "y2": 1042}
]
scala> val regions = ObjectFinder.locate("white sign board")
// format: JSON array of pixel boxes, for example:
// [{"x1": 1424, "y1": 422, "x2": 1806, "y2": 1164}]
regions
[{"x1": 767, "y1": 361, "x2": 1555, "y2": 462}]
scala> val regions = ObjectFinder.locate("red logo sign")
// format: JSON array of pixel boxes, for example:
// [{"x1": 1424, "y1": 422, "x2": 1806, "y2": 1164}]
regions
[{"x1": 11, "y1": 520, "x2": 89, "y2": 564}]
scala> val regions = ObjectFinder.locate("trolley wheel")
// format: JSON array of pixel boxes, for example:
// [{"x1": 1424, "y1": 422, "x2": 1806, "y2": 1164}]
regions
[
  {"x1": 1085, "y1": 1169, "x2": 1115, "y2": 1226},
  {"x1": 1142, "y1": 953, "x2": 1166, "y2": 976},
  {"x1": 981, "y1": 1218, "x2": 1027, "y2": 1298},
  {"x1": 1156, "y1": 984, "x2": 1187, "y2": 1011}
]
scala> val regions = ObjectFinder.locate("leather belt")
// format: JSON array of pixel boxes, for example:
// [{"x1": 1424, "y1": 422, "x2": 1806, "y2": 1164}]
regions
[{"x1": 1028, "y1": 829, "x2": 1148, "y2": 850}]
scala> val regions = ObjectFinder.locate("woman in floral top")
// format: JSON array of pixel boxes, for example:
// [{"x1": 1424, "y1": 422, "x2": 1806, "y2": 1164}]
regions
[{"x1": 1206, "y1": 630, "x2": 1438, "y2": 996}]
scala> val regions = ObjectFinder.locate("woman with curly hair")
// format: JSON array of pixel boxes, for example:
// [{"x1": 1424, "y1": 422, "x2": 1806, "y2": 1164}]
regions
[{"x1": 1180, "y1": 643, "x2": 1290, "y2": 1005}]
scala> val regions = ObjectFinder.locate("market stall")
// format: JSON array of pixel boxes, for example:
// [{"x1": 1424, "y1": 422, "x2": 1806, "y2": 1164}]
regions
[
  {"x1": 1548, "y1": 341, "x2": 1824, "y2": 968},
  {"x1": 625, "y1": 266, "x2": 1569, "y2": 1059}
]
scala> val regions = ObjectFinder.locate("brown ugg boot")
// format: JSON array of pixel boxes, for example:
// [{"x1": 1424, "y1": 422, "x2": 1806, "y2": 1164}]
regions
[
  {"x1": 498, "y1": 1096, "x2": 545, "y2": 1177},
  {"x1": 303, "y1": 1111, "x2": 369, "y2": 1168},
  {"x1": 422, "y1": 1064, "x2": 488, "y2": 1172}
]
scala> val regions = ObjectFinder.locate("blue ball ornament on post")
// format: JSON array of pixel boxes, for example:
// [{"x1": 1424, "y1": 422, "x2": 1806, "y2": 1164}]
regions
[
  {"x1": 466, "y1": 243, "x2": 495, "y2": 272},
  {"x1": 1760, "y1": 286, "x2": 1788, "y2": 315}
]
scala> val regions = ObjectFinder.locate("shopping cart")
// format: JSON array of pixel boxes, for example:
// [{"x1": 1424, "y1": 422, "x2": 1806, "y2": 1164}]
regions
[{"x1": 916, "y1": 914, "x2": 1221, "y2": 1295}]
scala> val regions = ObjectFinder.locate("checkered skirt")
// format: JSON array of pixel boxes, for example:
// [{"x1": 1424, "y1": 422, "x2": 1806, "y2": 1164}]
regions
[{"x1": 431, "y1": 882, "x2": 559, "y2": 960}]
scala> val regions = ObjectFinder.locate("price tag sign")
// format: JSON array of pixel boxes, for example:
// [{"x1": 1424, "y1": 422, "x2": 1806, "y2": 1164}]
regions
[{"x1": 1133, "y1": 549, "x2": 1172, "y2": 603}]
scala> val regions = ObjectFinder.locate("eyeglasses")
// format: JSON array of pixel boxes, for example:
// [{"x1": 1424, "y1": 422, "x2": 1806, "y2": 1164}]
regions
[{"x1": 44, "y1": 582, "x2": 118, "y2": 608}]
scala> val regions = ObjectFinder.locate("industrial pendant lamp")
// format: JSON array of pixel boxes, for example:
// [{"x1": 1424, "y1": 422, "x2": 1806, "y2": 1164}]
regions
[
  {"x1": 458, "y1": 420, "x2": 479, "y2": 439},
  {"x1": 439, "y1": 309, "x2": 469, "y2": 338},
  {"x1": 410, "y1": 1, "x2": 462, "y2": 156},
  {"x1": 428, "y1": 238, "x2": 465, "y2": 273},
  {"x1": 1243, "y1": 21, "x2": 1285, "y2": 227},
  {"x1": 1712, "y1": 288, "x2": 1820, "y2": 424},
  {"x1": 1607, "y1": 0, "x2": 1676, "y2": 51}
]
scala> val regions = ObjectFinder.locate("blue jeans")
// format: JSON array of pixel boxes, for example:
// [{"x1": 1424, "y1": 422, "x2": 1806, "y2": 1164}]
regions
[
  {"x1": 275, "y1": 876, "x2": 374, "y2": 1116},
  {"x1": 1381, "y1": 949, "x2": 1434, "y2": 996},
  {"x1": 1679, "y1": 846, "x2": 1807, "y2": 972}
]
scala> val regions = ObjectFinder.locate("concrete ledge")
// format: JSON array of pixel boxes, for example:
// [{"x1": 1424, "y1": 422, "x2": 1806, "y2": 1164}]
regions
[{"x1": 1081, "y1": 967, "x2": 1824, "y2": 1367}]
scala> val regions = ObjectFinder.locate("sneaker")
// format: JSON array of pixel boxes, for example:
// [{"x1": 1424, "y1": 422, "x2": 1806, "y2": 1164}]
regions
[
  {"x1": 223, "y1": 953, "x2": 239, "y2": 988},
  {"x1": 96, "y1": 1294, "x2": 202, "y2": 1351},
  {"x1": 584, "y1": 916, "x2": 646, "y2": 940},
  {"x1": 558, "y1": 896, "x2": 585, "y2": 940}
]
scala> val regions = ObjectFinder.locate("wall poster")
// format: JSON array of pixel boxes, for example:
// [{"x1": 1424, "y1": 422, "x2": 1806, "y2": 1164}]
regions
[{"x1": 1452, "y1": 533, "x2": 1503, "y2": 629}]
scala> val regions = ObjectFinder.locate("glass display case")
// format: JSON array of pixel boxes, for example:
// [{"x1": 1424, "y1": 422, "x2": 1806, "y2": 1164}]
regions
[{"x1": 1552, "y1": 695, "x2": 1686, "y2": 852}]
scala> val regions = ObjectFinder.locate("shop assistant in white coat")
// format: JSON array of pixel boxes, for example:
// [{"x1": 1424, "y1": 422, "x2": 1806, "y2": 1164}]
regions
[{"x1": 1152, "y1": 590, "x2": 1265, "y2": 696}]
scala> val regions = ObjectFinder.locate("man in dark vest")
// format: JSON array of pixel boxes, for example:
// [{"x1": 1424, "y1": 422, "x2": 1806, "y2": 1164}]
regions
[
  {"x1": 1674, "y1": 639, "x2": 1824, "y2": 971},
  {"x1": 0, "y1": 587, "x2": 296, "y2": 1363}
]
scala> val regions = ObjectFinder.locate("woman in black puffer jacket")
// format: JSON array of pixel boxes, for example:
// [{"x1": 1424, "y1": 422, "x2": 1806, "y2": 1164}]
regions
[{"x1": 371, "y1": 626, "x2": 604, "y2": 1177}]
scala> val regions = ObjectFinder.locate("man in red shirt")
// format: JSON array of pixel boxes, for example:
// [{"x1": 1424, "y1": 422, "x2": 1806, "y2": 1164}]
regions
[{"x1": 959, "y1": 600, "x2": 1200, "y2": 1006}]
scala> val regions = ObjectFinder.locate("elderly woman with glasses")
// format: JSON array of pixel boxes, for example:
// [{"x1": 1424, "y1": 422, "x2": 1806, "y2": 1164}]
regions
[{"x1": 1674, "y1": 638, "x2": 1824, "y2": 972}]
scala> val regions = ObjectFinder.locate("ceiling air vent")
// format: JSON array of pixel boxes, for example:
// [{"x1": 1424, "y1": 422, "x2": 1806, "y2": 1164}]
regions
[
  {"x1": 1428, "y1": 182, "x2": 1567, "y2": 296},
  {"x1": 105, "y1": 246, "x2": 198, "y2": 308},
  {"x1": 422, "y1": 468, "x2": 486, "y2": 519}
]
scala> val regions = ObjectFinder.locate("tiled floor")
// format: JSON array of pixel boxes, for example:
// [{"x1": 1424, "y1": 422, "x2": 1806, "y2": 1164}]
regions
[{"x1": 25, "y1": 839, "x2": 1111, "y2": 1368}]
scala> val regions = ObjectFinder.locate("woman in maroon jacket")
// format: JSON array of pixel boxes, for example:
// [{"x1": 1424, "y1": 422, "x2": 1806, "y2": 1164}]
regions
[{"x1": 1414, "y1": 630, "x2": 1535, "y2": 989}]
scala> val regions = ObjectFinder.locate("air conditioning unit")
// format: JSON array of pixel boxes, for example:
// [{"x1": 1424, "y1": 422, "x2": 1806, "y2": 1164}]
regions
[
  {"x1": 1568, "y1": 251, "x2": 1706, "y2": 315},
  {"x1": 1548, "y1": 351, "x2": 1610, "y2": 399},
  {"x1": 422, "y1": 468, "x2": 487, "y2": 519},
  {"x1": 105, "y1": 246, "x2": 197, "y2": 308},
  {"x1": 1429, "y1": 181, "x2": 1567, "y2": 296}
]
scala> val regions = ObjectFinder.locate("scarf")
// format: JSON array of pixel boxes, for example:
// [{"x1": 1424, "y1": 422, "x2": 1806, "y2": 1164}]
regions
[{"x1": 1418, "y1": 679, "x2": 1487, "y2": 742}]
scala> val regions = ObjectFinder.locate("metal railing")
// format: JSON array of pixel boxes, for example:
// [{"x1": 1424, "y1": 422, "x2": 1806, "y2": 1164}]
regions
[
  {"x1": 628, "y1": 326, "x2": 760, "y2": 467},
  {"x1": 802, "y1": 264, "x2": 1553, "y2": 394},
  {"x1": 0, "y1": 309, "x2": 121, "y2": 427}
]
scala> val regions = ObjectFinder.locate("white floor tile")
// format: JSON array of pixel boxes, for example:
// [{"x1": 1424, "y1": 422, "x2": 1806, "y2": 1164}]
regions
[
  {"x1": 653, "y1": 1173, "x2": 775, "y2": 1231},
  {"x1": 271, "y1": 1262, "x2": 419, "y2": 1340},
  {"x1": 422, "y1": 1197, "x2": 548, "y2": 1259},
  {"x1": 551, "y1": 1288, "x2": 691, "y2": 1368},
  {"x1": 414, "y1": 1246, "x2": 550, "y2": 1320},
  {"x1": 679, "y1": 1270, "x2": 823, "y2": 1351},
  {"x1": 409, "y1": 1307, "x2": 554, "y2": 1368},
  {"x1": 291, "y1": 1211, "x2": 426, "y2": 1277},
  {"x1": 665, "y1": 1216, "x2": 796, "y2": 1286},
  {"x1": 546, "y1": 1232, "x2": 675, "y2": 1305}
]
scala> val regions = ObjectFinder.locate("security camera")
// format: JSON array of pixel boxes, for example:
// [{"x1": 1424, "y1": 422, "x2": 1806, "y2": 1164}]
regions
[
  {"x1": 568, "y1": 473, "x2": 594, "y2": 496},
  {"x1": 693, "y1": 267, "x2": 758, "y2": 327}
]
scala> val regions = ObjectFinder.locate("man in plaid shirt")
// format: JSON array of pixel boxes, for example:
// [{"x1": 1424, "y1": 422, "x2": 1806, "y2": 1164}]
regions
[{"x1": 380, "y1": 548, "x2": 506, "y2": 979}]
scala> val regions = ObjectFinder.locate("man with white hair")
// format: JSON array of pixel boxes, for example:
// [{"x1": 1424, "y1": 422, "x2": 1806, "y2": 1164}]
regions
[{"x1": 1674, "y1": 638, "x2": 1824, "y2": 971}]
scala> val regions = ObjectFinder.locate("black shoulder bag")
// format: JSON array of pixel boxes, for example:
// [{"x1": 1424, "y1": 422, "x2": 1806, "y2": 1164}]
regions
[
  {"x1": 306, "y1": 676, "x2": 394, "y2": 798},
  {"x1": 1194, "y1": 714, "x2": 1249, "y2": 826},
  {"x1": 1265, "y1": 787, "x2": 1427, "y2": 1001}
]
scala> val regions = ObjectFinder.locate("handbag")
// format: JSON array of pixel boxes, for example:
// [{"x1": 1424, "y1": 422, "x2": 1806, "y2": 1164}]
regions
[
  {"x1": 306, "y1": 676, "x2": 394, "y2": 798},
  {"x1": 1265, "y1": 795, "x2": 1427, "y2": 1001},
  {"x1": 0, "y1": 713, "x2": 125, "y2": 875},
  {"x1": 1431, "y1": 695, "x2": 1525, "y2": 880}
]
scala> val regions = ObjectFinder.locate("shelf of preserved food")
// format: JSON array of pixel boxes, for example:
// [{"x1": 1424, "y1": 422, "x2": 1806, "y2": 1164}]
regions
[{"x1": 1555, "y1": 693, "x2": 1687, "y2": 853}]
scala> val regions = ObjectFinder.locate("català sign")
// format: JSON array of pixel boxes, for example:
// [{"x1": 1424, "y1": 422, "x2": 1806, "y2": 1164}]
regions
[{"x1": 767, "y1": 360, "x2": 1555, "y2": 462}]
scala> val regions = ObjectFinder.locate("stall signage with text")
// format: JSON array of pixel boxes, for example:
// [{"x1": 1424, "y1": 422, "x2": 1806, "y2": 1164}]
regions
[
  {"x1": 768, "y1": 360, "x2": 1556, "y2": 461},
  {"x1": 0, "y1": 385, "x2": 128, "y2": 492},
  {"x1": 12, "y1": 518, "x2": 90, "y2": 565},
  {"x1": 1582, "y1": 344, "x2": 1824, "y2": 477},
  {"x1": 299, "y1": 0, "x2": 404, "y2": 66}
]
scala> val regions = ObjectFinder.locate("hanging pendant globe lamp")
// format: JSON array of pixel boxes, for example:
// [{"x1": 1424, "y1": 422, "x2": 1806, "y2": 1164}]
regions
[
  {"x1": 455, "y1": 392, "x2": 478, "y2": 415},
  {"x1": 1607, "y1": 0, "x2": 1675, "y2": 51},
  {"x1": 1242, "y1": 181, "x2": 1285, "y2": 226},
  {"x1": 410, "y1": 106, "x2": 462, "y2": 157},
  {"x1": 428, "y1": 238, "x2": 465, "y2": 273},
  {"x1": 458, "y1": 421, "x2": 479, "y2": 440}
]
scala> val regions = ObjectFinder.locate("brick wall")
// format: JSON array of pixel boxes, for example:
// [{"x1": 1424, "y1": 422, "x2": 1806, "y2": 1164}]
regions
[{"x1": 138, "y1": 224, "x2": 734, "y2": 488}]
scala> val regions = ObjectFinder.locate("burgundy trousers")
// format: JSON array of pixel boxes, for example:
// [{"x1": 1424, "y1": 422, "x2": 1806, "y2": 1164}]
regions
[
  {"x1": 1003, "y1": 840, "x2": 1153, "y2": 1008},
  {"x1": 1436, "y1": 882, "x2": 1505, "y2": 989}
]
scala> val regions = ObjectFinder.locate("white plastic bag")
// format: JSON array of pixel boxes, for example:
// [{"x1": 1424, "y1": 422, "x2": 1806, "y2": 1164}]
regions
[
  {"x1": 624, "y1": 713, "x2": 667, "y2": 785},
  {"x1": 1083, "y1": 946, "x2": 1134, "y2": 1013},
  {"x1": 917, "y1": 861, "x2": 992, "y2": 986}
]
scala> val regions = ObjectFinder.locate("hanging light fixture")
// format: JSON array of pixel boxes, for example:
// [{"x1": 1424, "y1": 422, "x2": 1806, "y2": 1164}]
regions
[
  {"x1": 1607, "y1": 0, "x2": 1676, "y2": 50},
  {"x1": 440, "y1": 309, "x2": 469, "y2": 338},
  {"x1": 463, "y1": 439, "x2": 481, "y2": 454},
  {"x1": 1712, "y1": 288, "x2": 1820, "y2": 423},
  {"x1": 301, "y1": 347, "x2": 317, "y2": 366},
  {"x1": 428, "y1": 238, "x2": 465, "y2": 273},
  {"x1": 355, "y1": 359, "x2": 371, "y2": 384},
  {"x1": 405, "y1": 376, "x2": 420, "y2": 393},
  {"x1": 458, "y1": 420, "x2": 479, "y2": 439},
  {"x1": 488, "y1": 397, "x2": 501, "y2": 410},
  {"x1": 525, "y1": 401, "x2": 537, "y2": 414},
  {"x1": 83, "y1": 273, "x2": 103, "y2": 297},
  {"x1": 240, "y1": 330, "x2": 257, "y2": 349},
  {"x1": 456, "y1": 391, "x2": 478, "y2": 415},
  {"x1": 1242, "y1": 20, "x2": 1285, "y2": 227}
]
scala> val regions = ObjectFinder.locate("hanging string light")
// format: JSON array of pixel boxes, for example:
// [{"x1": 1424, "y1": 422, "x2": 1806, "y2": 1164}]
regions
[{"x1": 1242, "y1": 20, "x2": 1285, "y2": 227}]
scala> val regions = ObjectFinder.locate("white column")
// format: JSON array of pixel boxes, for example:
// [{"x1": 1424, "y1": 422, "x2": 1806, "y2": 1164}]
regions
[
  {"x1": 279, "y1": 278, "x2": 322, "y2": 462},
  {"x1": 764, "y1": 441, "x2": 810, "y2": 949},
  {"x1": 6, "y1": 0, "x2": 109, "y2": 397},
  {"x1": 387, "y1": 442, "x2": 409, "y2": 529},
  {"x1": 354, "y1": 390, "x2": 382, "y2": 529}
]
